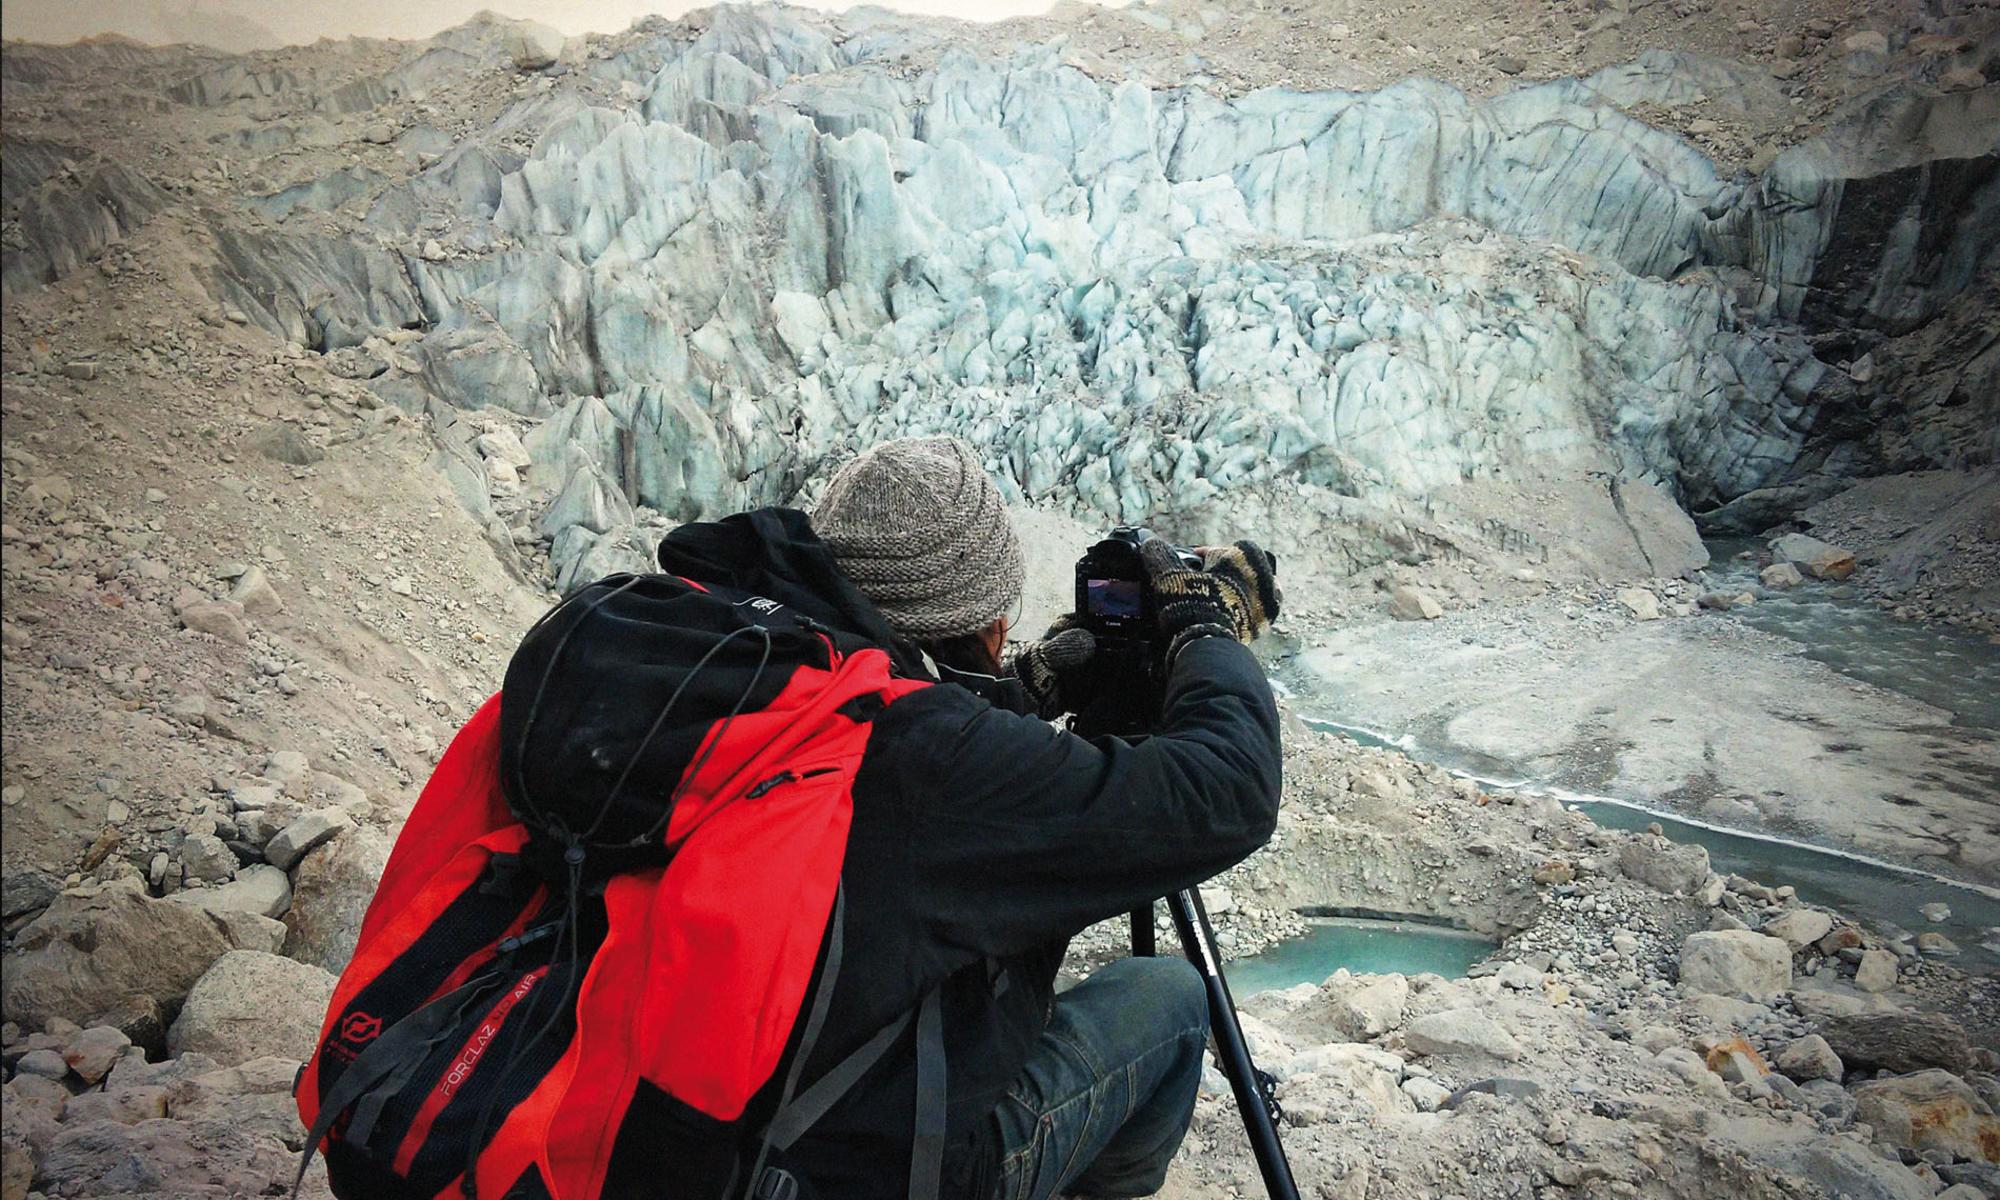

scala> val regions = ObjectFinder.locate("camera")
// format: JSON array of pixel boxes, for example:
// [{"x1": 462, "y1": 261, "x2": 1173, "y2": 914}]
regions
[{"x1": 1069, "y1": 528, "x2": 1202, "y2": 738}]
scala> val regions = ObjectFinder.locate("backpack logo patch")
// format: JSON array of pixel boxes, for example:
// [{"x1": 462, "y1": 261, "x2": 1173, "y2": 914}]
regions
[{"x1": 339, "y1": 1012, "x2": 383, "y2": 1046}]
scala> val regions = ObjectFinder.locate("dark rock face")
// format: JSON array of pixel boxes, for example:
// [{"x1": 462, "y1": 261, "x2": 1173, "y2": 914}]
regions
[{"x1": 1818, "y1": 1010, "x2": 1973, "y2": 1076}]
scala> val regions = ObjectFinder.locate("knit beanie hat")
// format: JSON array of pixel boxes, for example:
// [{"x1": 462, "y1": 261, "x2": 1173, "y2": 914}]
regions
[{"x1": 811, "y1": 437, "x2": 1024, "y2": 641}]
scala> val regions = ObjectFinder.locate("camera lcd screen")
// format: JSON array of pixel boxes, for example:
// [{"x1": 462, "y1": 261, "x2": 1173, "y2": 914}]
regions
[{"x1": 1085, "y1": 578, "x2": 1143, "y2": 619}]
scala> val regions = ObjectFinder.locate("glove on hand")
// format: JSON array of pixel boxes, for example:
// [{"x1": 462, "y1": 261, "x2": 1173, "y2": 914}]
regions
[
  {"x1": 1004, "y1": 616, "x2": 1097, "y2": 719},
  {"x1": 1142, "y1": 537, "x2": 1282, "y2": 665},
  {"x1": 1199, "y1": 540, "x2": 1282, "y2": 643}
]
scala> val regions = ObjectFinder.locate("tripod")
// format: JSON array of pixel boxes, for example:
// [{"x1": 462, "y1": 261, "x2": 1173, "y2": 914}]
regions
[{"x1": 1130, "y1": 889, "x2": 1301, "y2": 1200}]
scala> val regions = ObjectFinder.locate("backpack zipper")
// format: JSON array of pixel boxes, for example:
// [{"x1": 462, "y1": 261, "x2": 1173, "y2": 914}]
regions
[{"x1": 746, "y1": 771, "x2": 796, "y2": 799}]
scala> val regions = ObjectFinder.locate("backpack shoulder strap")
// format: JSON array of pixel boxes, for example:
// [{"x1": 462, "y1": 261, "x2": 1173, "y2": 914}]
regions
[{"x1": 757, "y1": 987, "x2": 947, "y2": 1200}]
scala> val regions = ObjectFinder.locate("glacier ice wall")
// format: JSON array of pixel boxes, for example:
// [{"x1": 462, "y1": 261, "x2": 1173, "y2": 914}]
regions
[{"x1": 7, "y1": 9, "x2": 1994, "y2": 586}]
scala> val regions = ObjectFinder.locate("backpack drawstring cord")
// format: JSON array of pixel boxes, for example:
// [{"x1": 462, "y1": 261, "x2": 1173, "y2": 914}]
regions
[{"x1": 456, "y1": 584, "x2": 774, "y2": 1196}]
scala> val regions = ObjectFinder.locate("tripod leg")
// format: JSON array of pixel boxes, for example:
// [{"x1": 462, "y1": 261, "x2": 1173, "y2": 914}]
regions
[
  {"x1": 1130, "y1": 905, "x2": 1156, "y2": 958},
  {"x1": 1164, "y1": 889, "x2": 1300, "y2": 1200}
]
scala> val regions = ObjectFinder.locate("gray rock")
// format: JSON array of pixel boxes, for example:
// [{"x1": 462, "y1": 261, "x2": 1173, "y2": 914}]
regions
[
  {"x1": 1758, "y1": 561, "x2": 1804, "y2": 588},
  {"x1": 505, "y1": 20, "x2": 565, "y2": 70},
  {"x1": 1819, "y1": 1011, "x2": 1972, "y2": 1075},
  {"x1": 1387, "y1": 585, "x2": 1443, "y2": 621},
  {"x1": 1679, "y1": 930, "x2": 1791, "y2": 1001},
  {"x1": 1614, "y1": 587, "x2": 1661, "y2": 620},
  {"x1": 1854, "y1": 948, "x2": 1899, "y2": 993},
  {"x1": 15, "y1": 1047, "x2": 68, "y2": 1079},
  {"x1": 167, "y1": 950, "x2": 337, "y2": 1067},
  {"x1": 250, "y1": 422, "x2": 323, "y2": 466},
  {"x1": 282, "y1": 825, "x2": 391, "y2": 972},
  {"x1": 169, "y1": 864, "x2": 292, "y2": 920},
  {"x1": 37, "y1": 1114, "x2": 301, "y2": 1198},
  {"x1": 59, "y1": 1025, "x2": 131, "y2": 1085},
  {"x1": 166, "y1": 1057, "x2": 311, "y2": 1151},
  {"x1": 1915, "y1": 931, "x2": 1960, "y2": 957},
  {"x1": 1773, "y1": 1034, "x2": 1843, "y2": 1083},
  {"x1": 1, "y1": 867, "x2": 61, "y2": 921},
  {"x1": 60, "y1": 1084, "x2": 169, "y2": 1125},
  {"x1": 1798, "y1": 1078, "x2": 1856, "y2": 1121},
  {"x1": 1401, "y1": 1076, "x2": 1451, "y2": 1111},
  {"x1": 1, "y1": 880, "x2": 273, "y2": 1030},
  {"x1": 1761, "y1": 908, "x2": 1834, "y2": 951},
  {"x1": 178, "y1": 833, "x2": 238, "y2": 885},
  {"x1": 263, "y1": 809, "x2": 355, "y2": 871},
  {"x1": 176, "y1": 598, "x2": 250, "y2": 646},
  {"x1": 1330, "y1": 975, "x2": 1409, "y2": 1039},
  {"x1": 1618, "y1": 836, "x2": 1713, "y2": 896},
  {"x1": 1403, "y1": 1008, "x2": 1523, "y2": 1061},
  {"x1": 226, "y1": 566, "x2": 284, "y2": 618},
  {"x1": 1769, "y1": 533, "x2": 1856, "y2": 580}
]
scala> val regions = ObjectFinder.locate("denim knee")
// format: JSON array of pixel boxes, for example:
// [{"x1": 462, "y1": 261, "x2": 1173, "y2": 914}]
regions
[{"x1": 1099, "y1": 956, "x2": 1208, "y2": 1041}]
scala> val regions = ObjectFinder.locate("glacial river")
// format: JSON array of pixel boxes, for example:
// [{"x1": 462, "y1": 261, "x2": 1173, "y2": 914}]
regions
[{"x1": 1237, "y1": 544, "x2": 2000, "y2": 988}]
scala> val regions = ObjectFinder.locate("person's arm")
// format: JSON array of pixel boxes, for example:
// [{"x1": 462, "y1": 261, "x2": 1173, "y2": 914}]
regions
[{"x1": 864, "y1": 634, "x2": 1281, "y2": 963}]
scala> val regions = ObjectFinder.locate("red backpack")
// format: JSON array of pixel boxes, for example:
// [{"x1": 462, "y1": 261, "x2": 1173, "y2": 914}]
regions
[{"x1": 294, "y1": 572, "x2": 933, "y2": 1200}]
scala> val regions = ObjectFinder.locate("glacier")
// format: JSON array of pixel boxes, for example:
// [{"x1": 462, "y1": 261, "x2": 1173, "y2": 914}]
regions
[{"x1": 6, "y1": 8, "x2": 1995, "y2": 591}]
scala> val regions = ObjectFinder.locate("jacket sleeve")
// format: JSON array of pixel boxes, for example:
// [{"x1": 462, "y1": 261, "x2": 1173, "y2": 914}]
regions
[{"x1": 862, "y1": 636, "x2": 1283, "y2": 963}]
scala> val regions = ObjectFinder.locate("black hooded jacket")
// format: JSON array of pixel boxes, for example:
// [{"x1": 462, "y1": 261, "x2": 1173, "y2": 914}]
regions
[{"x1": 656, "y1": 509, "x2": 1283, "y2": 1199}]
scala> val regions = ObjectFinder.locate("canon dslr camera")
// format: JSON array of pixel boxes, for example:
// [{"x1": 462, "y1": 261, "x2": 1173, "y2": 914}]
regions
[{"x1": 1069, "y1": 528, "x2": 1202, "y2": 737}]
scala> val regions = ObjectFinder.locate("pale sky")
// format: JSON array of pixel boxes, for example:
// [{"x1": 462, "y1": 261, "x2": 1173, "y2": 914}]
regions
[{"x1": 2, "y1": 0, "x2": 1103, "y2": 51}]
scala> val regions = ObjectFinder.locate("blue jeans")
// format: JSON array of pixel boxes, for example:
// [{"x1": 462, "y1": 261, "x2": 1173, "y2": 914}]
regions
[{"x1": 989, "y1": 957, "x2": 1210, "y2": 1200}]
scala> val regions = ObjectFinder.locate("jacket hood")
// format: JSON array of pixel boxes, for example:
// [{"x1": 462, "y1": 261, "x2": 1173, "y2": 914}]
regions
[
  {"x1": 656, "y1": 508, "x2": 1032, "y2": 709},
  {"x1": 656, "y1": 507, "x2": 916, "y2": 668}
]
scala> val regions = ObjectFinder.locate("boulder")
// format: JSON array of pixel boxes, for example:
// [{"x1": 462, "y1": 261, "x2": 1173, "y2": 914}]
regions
[
  {"x1": 1854, "y1": 948, "x2": 1899, "y2": 993},
  {"x1": 250, "y1": 421, "x2": 322, "y2": 466},
  {"x1": 1615, "y1": 587, "x2": 1661, "y2": 620},
  {"x1": 1761, "y1": 909, "x2": 1834, "y2": 951},
  {"x1": 1852, "y1": 1070, "x2": 1999, "y2": 1164},
  {"x1": 1, "y1": 867, "x2": 61, "y2": 922},
  {"x1": 167, "y1": 951, "x2": 337, "y2": 1067},
  {"x1": 176, "y1": 598, "x2": 249, "y2": 646},
  {"x1": 36, "y1": 1115, "x2": 301, "y2": 1198},
  {"x1": 1820, "y1": 1010, "x2": 1972, "y2": 1075},
  {"x1": 1618, "y1": 835, "x2": 1712, "y2": 895},
  {"x1": 178, "y1": 833, "x2": 237, "y2": 886},
  {"x1": 1387, "y1": 585, "x2": 1443, "y2": 620},
  {"x1": 505, "y1": 20, "x2": 565, "y2": 70},
  {"x1": 1915, "y1": 931, "x2": 1960, "y2": 957},
  {"x1": 1679, "y1": 930, "x2": 1791, "y2": 1001},
  {"x1": 1774, "y1": 1034, "x2": 1843, "y2": 1082},
  {"x1": 60, "y1": 1085, "x2": 169, "y2": 1125},
  {"x1": 1, "y1": 880, "x2": 270, "y2": 1030},
  {"x1": 2, "y1": 1083, "x2": 58, "y2": 1199},
  {"x1": 170, "y1": 864, "x2": 292, "y2": 920},
  {"x1": 1703, "y1": 1036, "x2": 1770, "y2": 1083},
  {"x1": 1402, "y1": 1008, "x2": 1522, "y2": 1061},
  {"x1": 167, "y1": 1056, "x2": 311, "y2": 1151},
  {"x1": 59, "y1": 1025, "x2": 131, "y2": 1085},
  {"x1": 1759, "y1": 561, "x2": 1803, "y2": 588},
  {"x1": 283, "y1": 824, "x2": 391, "y2": 972},
  {"x1": 1336, "y1": 976, "x2": 1416, "y2": 1040},
  {"x1": 226, "y1": 566, "x2": 284, "y2": 618},
  {"x1": 264, "y1": 808, "x2": 355, "y2": 870},
  {"x1": 1769, "y1": 533, "x2": 1856, "y2": 580}
]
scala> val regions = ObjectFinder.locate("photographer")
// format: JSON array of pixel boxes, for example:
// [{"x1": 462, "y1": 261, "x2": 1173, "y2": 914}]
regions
[{"x1": 658, "y1": 436, "x2": 1284, "y2": 1200}]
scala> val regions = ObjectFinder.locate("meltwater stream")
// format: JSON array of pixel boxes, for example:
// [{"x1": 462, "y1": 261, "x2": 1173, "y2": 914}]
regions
[
  {"x1": 1701, "y1": 538, "x2": 2000, "y2": 730},
  {"x1": 1255, "y1": 544, "x2": 2000, "y2": 986},
  {"x1": 1301, "y1": 713, "x2": 2000, "y2": 976}
]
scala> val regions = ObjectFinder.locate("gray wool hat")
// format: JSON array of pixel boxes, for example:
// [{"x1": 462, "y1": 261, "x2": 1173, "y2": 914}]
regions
[{"x1": 811, "y1": 437, "x2": 1024, "y2": 641}]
